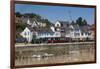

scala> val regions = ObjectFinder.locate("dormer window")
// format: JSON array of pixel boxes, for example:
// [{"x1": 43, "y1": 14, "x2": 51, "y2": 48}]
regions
[{"x1": 57, "y1": 24, "x2": 60, "y2": 27}]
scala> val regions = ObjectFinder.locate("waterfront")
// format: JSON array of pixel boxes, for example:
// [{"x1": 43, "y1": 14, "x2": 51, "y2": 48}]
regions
[{"x1": 15, "y1": 42, "x2": 95, "y2": 66}]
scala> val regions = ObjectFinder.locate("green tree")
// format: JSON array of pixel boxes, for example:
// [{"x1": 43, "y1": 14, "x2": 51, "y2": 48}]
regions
[
  {"x1": 16, "y1": 23, "x2": 27, "y2": 32},
  {"x1": 23, "y1": 13, "x2": 42, "y2": 19},
  {"x1": 15, "y1": 12, "x2": 22, "y2": 17},
  {"x1": 76, "y1": 17, "x2": 83, "y2": 26},
  {"x1": 16, "y1": 34, "x2": 22, "y2": 38},
  {"x1": 76, "y1": 17, "x2": 87, "y2": 26},
  {"x1": 83, "y1": 19, "x2": 87, "y2": 25}
]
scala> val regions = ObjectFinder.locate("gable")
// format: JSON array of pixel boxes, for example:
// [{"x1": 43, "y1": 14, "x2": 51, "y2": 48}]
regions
[
  {"x1": 27, "y1": 19, "x2": 32, "y2": 25},
  {"x1": 55, "y1": 21, "x2": 61, "y2": 27},
  {"x1": 31, "y1": 21, "x2": 38, "y2": 27},
  {"x1": 21, "y1": 27, "x2": 30, "y2": 35}
]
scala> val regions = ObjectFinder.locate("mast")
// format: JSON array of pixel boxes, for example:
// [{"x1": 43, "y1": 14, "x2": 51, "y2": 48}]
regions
[{"x1": 68, "y1": 11, "x2": 73, "y2": 22}]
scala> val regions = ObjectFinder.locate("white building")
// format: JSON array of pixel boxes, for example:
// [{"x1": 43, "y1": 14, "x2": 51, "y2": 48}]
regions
[
  {"x1": 69, "y1": 24, "x2": 81, "y2": 39},
  {"x1": 27, "y1": 18, "x2": 46, "y2": 27},
  {"x1": 20, "y1": 27, "x2": 33, "y2": 42},
  {"x1": 55, "y1": 21, "x2": 70, "y2": 37},
  {"x1": 19, "y1": 19, "x2": 94, "y2": 43},
  {"x1": 35, "y1": 27, "x2": 55, "y2": 39},
  {"x1": 54, "y1": 21, "x2": 94, "y2": 40}
]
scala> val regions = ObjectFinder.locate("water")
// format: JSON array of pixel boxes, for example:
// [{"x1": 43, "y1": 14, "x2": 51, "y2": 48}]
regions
[{"x1": 15, "y1": 42, "x2": 95, "y2": 66}]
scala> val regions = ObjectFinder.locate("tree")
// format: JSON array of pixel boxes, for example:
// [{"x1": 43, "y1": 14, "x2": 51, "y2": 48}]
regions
[
  {"x1": 16, "y1": 33, "x2": 22, "y2": 38},
  {"x1": 76, "y1": 17, "x2": 87, "y2": 26},
  {"x1": 16, "y1": 23, "x2": 27, "y2": 32},
  {"x1": 71, "y1": 20, "x2": 75, "y2": 25},
  {"x1": 76, "y1": 17, "x2": 83, "y2": 26},
  {"x1": 83, "y1": 19, "x2": 87, "y2": 25},
  {"x1": 15, "y1": 12, "x2": 22, "y2": 17}
]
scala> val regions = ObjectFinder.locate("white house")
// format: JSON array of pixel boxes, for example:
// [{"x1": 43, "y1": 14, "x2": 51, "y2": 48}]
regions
[
  {"x1": 35, "y1": 28, "x2": 54, "y2": 39},
  {"x1": 69, "y1": 24, "x2": 93, "y2": 40},
  {"x1": 55, "y1": 21, "x2": 70, "y2": 37},
  {"x1": 27, "y1": 18, "x2": 47, "y2": 27},
  {"x1": 31, "y1": 21, "x2": 38, "y2": 27},
  {"x1": 55, "y1": 21, "x2": 81, "y2": 38},
  {"x1": 55, "y1": 21, "x2": 61, "y2": 27},
  {"x1": 79, "y1": 25, "x2": 94, "y2": 40},
  {"x1": 20, "y1": 27, "x2": 33, "y2": 43},
  {"x1": 69, "y1": 24, "x2": 81, "y2": 39},
  {"x1": 27, "y1": 19, "x2": 32, "y2": 25},
  {"x1": 19, "y1": 19, "x2": 94, "y2": 43},
  {"x1": 50, "y1": 26, "x2": 55, "y2": 32},
  {"x1": 27, "y1": 18, "x2": 38, "y2": 27}
]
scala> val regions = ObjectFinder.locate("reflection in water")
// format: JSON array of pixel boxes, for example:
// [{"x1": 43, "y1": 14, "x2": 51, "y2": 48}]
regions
[{"x1": 15, "y1": 42, "x2": 95, "y2": 66}]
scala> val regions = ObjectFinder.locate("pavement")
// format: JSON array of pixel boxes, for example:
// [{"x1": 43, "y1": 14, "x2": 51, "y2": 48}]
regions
[{"x1": 15, "y1": 42, "x2": 95, "y2": 47}]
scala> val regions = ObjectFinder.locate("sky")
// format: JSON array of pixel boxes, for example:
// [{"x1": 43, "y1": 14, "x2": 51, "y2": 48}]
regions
[{"x1": 15, "y1": 4, "x2": 95, "y2": 25}]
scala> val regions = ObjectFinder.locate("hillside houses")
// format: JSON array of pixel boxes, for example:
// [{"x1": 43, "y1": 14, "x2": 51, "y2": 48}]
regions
[
  {"x1": 27, "y1": 18, "x2": 47, "y2": 27},
  {"x1": 15, "y1": 15, "x2": 47, "y2": 27},
  {"x1": 15, "y1": 16, "x2": 94, "y2": 43}
]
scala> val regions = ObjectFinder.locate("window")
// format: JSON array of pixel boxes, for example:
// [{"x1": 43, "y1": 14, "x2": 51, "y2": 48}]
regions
[
  {"x1": 88, "y1": 33, "x2": 91, "y2": 35},
  {"x1": 85, "y1": 32, "x2": 88, "y2": 35},
  {"x1": 24, "y1": 32, "x2": 26, "y2": 36},
  {"x1": 60, "y1": 38, "x2": 65, "y2": 40},
  {"x1": 55, "y1": 38, "x2": 58, "y2": 40},
  {"x1": 28, "y1": 32, "x2": 30, "y2": 35},
  {"x1": 51, "y1": 38, "x2": 54, "y2": 40},
  {"x1": 46, "y1": 33, "x2": 48, "y2": 36},
  {"x1": 57, "y1": 24, "x2": 60, "y2": 27},
  {"x1": 81, "y1": 33, "x2": 84, "y2": 35},
  {"x1": 74, "y1": 33, "x2": 80, "y2": 36}
]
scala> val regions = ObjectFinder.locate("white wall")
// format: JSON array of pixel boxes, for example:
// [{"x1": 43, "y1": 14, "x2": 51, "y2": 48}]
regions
[{"x1": 0, "y1": 0, "x2": 100, "y2": 69}]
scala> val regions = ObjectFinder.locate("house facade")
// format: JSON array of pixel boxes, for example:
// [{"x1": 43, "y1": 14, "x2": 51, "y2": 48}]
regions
[
  {"x1": 36, "y1": 31, "x2": 54, "y2": 39},
  {"x1": 54, "y1": 21, "x2": 94, "y2": 41},
  {"x1": 19, "y1": 19, "x2": 94, "y2": 43},
  {"x1": 55, "y1": 21, "x2": 70, "y2": 37},
  {"x1": 69, "y1": 24, "x2": 81, "y2": 40},
  {"x1": 20, "y1": 27, "x2": 33, "y2": 43}
]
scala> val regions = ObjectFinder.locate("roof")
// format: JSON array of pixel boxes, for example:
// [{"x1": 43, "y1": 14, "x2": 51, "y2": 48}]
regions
[
  {"x1": 28, "y1": 18, "x2": 39, "y2": 24},
  {"x1": 71, "y1": 24, "x2": 79, "y2": 30},
  {"x1": 79, "y1": 25, "x2": 91, "y2": 32},
  {"x1": 90, "y1": 24, "x2": 95, "y2": 30},
  {"x1": 35, "y1": 27, "x2": 54, "y2": 34},
  {"x1": 58, "y1": 21, "x2": 69, "y2": 24},
  {"x1": 58, "y1": 21, "x2": 69, "y2": 27},
  {"x1": 26, "y1": 26, "x2": 35, "y2": 32},
  {"x1": 21, "y1": 17, "x2": 39, "y2": 24}
]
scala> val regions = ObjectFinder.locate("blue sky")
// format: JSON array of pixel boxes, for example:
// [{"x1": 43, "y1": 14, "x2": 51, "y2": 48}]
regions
[{"x1": 15, "y1": 4, "x2": 95, "y2": 25}]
